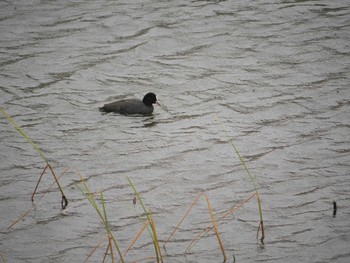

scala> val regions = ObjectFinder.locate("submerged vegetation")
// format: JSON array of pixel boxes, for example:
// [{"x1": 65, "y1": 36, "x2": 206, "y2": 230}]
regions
[{"x1": 1, "y1": 108, "x2": 265, "y2": 261}]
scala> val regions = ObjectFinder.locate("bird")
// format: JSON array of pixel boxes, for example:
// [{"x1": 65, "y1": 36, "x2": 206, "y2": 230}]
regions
[{"x1": 99, "y1": 92, "x2": 158, "y2": 115}]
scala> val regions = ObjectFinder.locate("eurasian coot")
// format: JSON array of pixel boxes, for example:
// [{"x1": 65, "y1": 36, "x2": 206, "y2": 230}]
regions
[{"x1": 99, "y1": 92, "x2": 158, "y2": 115}]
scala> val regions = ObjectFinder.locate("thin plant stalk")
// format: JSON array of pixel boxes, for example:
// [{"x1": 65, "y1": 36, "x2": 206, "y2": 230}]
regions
[
  {"x1": 186, "y1": 192, "x2": 257, "y2": 251},
  {"x1": 164, "y1": 191, "x2": 256, "y2": 256},
  {"x1": 84, "y1": 235, "x2": 108, "y2": 263},
  {"x1": 101, "y1": 193, "x2": 115, "y2": 263},
  {"x1": 109, "y1": 236, "x2": 115, "y2": 263},
  {"x1": 7, "y1": 205, "x2": 32, "y2": 230},
  {"x1": 164, "y1": 192, "x2": 230, "y2": 257},
  {"x1": 0, "y1": 108, "x2": 68, "y2": 209},
  {"x1": 149, "y1": 209, "x2": 163, "y2": 263},
  {"x1": 76, "y1": 176, "x2": 124, "y2": 263},
  {"x1": 30, "y1": 163, "x2": 68, "y2": 208},
  {"x1": 126, "y1": 177, "x2": 149, "y2": 217},
  {"x1": 102, "y1": 241, "x2": 110, "y2": 263},
  {"x1": 0, "y1": 108, "x2": 47, "y2": 162},
  {"x1": 215, "y1": 114, "x2": 265, "y2": 244},
  {"x1": 123, "y1": 220, "x2": 150, "y2": 257},
  {"x1": 7, "y1": 167, "x2": 69, "y2": 229},
  {"x1": 163, "y1": 192, "x2": 204, "y2": 247},
  {"x1": 204, "y1": 194, "x2": 226, "y2": 262},
  {"x1": 101, "y1": 192, "x2": 110, "y2": 235},
  {"x1": 230, "y1": 141, "x2": 265, "y2": 244},
  {"x1": 126, "y1": 176, "x2": 161, "y2": 263},
  {"x1": 31, "y1": 164, "x2": 48, "y2": 202},
  {"x1": 0, "y1": 252, "x2": 6, "y2": 263}
]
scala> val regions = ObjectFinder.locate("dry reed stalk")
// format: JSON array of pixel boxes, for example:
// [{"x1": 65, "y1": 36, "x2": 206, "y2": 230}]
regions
[
  {"x1": 0, "y1": 108, "x2": 68, "y2": 209},
  {"x1": 149, "y1": 209, "x2": 163, "y2": 263},
  {"x1": 84, "y1": 235, "x2": 108, "y2": 263},
  {"x1": 0, "y1": 252, "x2": 7, "y2": 263},
  {"x1": 163, "y1": 192, "x2": 205, "y2": 247},
  {"x1": 217, "y1": 192, "x2": 257, "y2": 222},
  {"x1": 204, "y1": 193, "x2": 226, "y2": 262},
  {"x1": 7, "y1": 207, "x2": 33, "y2": 230},
  {"x1": 164, "y1": 190, "x2": 258, "y2": 258},
  {"x1": 7, "y1": 167, "x2": 69, "y2": 229},
  {"x1": 186, "y1": 192, "x2": 257, "y2": 252},
  {"x1": 164, "y1": 192, "x2": 228, "y2": 258},
  {"x1": 101, "y1": 242, "x2": 109, "y2": 263},
  {"x1": 257, "y1": 220, "x2": 265, "y2": 245},
  {"x1": 32, "y1": 164, "x2": 68, "y2": 209},
  {"x1": 123, "y1": 220, "x2": 150, "y2": 258},
  {"x1": 31, "y1": 164, "x2": 48, "y2": 202},
  {"x1": 109, "y1": 235, "x2": 124, "y2": 263},
  {"x1": 109, "y1": 236, "x2": 115, "y2": 263}
]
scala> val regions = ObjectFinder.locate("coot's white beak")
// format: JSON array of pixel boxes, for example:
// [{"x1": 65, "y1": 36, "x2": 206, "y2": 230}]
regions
[{"x1": 156, "y1": 98, "x2": 168, "y2": 112}]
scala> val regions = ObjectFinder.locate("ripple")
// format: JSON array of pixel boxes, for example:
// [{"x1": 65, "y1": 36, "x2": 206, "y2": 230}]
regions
[{"x1": 1, "y1": 0, "x2": 350, "y2": 262}]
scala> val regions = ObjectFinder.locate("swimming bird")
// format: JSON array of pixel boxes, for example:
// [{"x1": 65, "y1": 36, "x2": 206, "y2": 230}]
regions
[{"x1": 99, "y1": 92, "x2": 158, "y2": 115}]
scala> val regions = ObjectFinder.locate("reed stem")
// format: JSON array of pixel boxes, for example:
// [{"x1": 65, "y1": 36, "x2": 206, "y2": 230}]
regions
[
  {"x1": 230, "y1": 141, "x2": 265, "y2": 244},
  {"x1": 76, "y1": 176, "x2": 124, "y2": 263},
  {"x1": 204, "y1": 194, "x2": 226, "y2": 262},
  {"x1": 126, "y1": 176, "x2": 161, "y2": 262},
  {"x1": 1, "y1": 107, "x2": 68, "y2": 209}
]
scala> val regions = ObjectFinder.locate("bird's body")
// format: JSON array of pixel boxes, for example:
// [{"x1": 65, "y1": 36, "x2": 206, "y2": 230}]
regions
[
  {"x1": 99, "y1": 92, "x2": 157, "y2": 115},
  {"x1": 100, "y1": 98, "x2": 154, "y2": 115}
]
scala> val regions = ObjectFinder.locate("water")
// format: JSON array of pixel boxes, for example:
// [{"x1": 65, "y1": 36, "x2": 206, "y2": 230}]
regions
[{"x1": 1, "y1": 0, "x2": 349, "y2": 262}]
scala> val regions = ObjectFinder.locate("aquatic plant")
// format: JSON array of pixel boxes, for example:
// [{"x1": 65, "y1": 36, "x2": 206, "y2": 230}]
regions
[
  {"x1": 2, "y1": 106, "x2": 264, "y2": 261},
  {"x1": 163, "y1": 191, "x2": 258, "y2": 261},
  {"x1": 163, "y1": 118, "x2": 266, "y2": 260},
  {"x1": 0, "y1": 108, "x2": 68, "y2": 210},
  {"x1": 7, "y1": 168, "x2": 69, "y2": 229},
  {"x1": 229, "y1": 141, "x2": 265, "y2": 245},
  {"x1": 216, "y1": 115, "x2": 265, "y2": 244},
  {"x1": 0, "y1": 251, "x2": 7, "y2": 263},
  {"x1": 76, "y1": 175, "x2": 124, "y2": 263},
  {"x1": 126, "y1": 176, "x2": 163, "y2": 263},
  {"x1": 77, "y1": 176, "x2": 163, "y2": 262}
]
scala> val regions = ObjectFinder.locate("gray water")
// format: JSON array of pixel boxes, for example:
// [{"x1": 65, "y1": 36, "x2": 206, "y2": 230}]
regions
[{"x1": 1, "y1": 0, "x2": 350, "y2": 262}]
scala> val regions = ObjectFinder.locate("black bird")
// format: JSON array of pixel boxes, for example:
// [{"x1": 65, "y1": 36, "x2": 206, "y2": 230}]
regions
[{"x1": 99, "y1": 92, "x2": 158, "y2": 115}]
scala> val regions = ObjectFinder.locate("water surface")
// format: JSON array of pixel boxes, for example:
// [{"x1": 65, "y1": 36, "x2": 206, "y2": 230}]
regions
[{"x1": 1, "y1": 0, "x2": 350, "y2": 262}]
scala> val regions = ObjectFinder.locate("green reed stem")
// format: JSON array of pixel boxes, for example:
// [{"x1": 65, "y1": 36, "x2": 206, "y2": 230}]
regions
[
  {"x1": 229, "y1": 140, "x2": 265, "y2": 244},
  {"x1": 126, "y1": 176, "x2": 161, "y2": 263},
  {"x1": 0, "y1": 107, "x2": 48, "y2": 163},
  {"x1": 76, "y1": 177, "x2": 124, "y2": 263},
  {"x1": 215, "y1": 114, "x2": 265, "y2": 244}
]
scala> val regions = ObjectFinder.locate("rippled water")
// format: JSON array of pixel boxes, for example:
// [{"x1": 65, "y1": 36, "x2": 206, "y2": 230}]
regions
[{"x1": 1, "y1": 0, "x2": 350, "y2": 262}]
